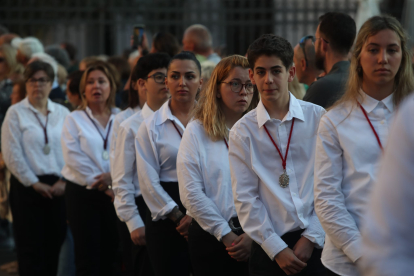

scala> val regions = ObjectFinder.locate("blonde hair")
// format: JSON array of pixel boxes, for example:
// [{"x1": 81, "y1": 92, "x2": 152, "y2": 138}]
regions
[
  {"x1": 333, "y1": 15, "x2": 414, "y2": 109},
  {"x1": 79, "y1": 61, "x2": 117, "y2": 110},
  {"x1": 0, "y1": 44, "x2": 24, "y2": 77},
  {"x1": 193, "y1": 55, "x2": 260, "y2": 141}
]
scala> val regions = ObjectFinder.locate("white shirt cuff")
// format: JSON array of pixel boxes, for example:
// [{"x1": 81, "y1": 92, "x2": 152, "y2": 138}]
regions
[
  {"x1": 214, "y1": 224, "x2": 233, "y2": 242},
  {"x1": 261, "y1": 233, "x2": 288, "y2": 260},
  {"x1": 152, "y1": 201, "x2": 178, "y2": 221},
  {"x1": 125, "y1": 215, "x2": 145, "y2": 233},
  {"x1": 343, "y1": 238, "x2": 362, "y2": 262},
  {"x1": 302, "y1": 228, "x2": 325, "y2": 249}
]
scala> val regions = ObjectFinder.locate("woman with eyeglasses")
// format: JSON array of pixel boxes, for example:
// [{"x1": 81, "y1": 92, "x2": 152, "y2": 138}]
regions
[
  {"x1": 1, "y1": 60, "x2": 69, "y2": 276},
  {"x1": 177, "y1": 55, "x2": 259, "y2": 276},
  {"x1": 135, "y1": 51, "x2": 202, "y2": 276}
]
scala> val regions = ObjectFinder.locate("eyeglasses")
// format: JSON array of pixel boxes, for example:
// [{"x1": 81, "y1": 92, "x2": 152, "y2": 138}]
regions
[
  {"x1": 146, "y1": 73, "x2": 166, "y2": 84},
  {"x1": 299, "y1": 35, "x2": 315, "y2": 67},
  {"x1": 27, "y1": 77, "x2": 51, "y2": 86},
  {"x1": 221, "y1": 81, "x2": 254, "y2": 94}
]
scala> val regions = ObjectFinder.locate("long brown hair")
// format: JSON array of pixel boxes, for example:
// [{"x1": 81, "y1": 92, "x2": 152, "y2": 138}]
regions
[
  {"x1": 193, "y1": 55, "x2": 260, "y2": 141},
  {"x1": 333, "y1": 15, "x2": 414, "y2": 109}
]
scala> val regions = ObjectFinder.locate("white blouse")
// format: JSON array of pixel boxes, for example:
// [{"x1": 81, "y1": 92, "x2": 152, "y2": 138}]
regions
[
  {"x1": 177, "y1": 119, "x2": 237, "y2": 241},
  {"x1": 112, "y1": 103, "x2": 154, "y2": 232},
  {"x1": 61, "y1": 107, "x2": 120, "y2": 187},
  {"x1": 1, "y1": 98, "x2": 70, "y2": 186},
  {"x1": 314, "y1": 92, "x2": 394, "y2": 276},
  {"x1": 135, "y1": 100, "x2": 185, "y2": 221}
]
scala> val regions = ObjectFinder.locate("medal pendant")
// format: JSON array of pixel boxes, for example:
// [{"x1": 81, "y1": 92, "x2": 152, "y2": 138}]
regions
[
  {"x1": 43, "y1": 144, "x2": 51, "y2": 155},
  {"x1": 102, "y1": 150, "x2": 109, "y2": 160},
  {"x1": 279, "y1": 170, "x2": 289, "y2": 188}
]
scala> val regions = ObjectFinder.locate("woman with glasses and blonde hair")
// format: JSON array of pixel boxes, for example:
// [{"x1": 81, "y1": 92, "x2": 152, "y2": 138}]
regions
[
  {"x1": 61, "y1": 61, "x2": 120, "y2": 276},
  {"x1": 314, "y1": 15, "x2": 414, "y2": 276},
  {"x1": 1, "y1": 60, "x2": 69, "y2": 276},
  {"x1": 177, "y1": 55, "x2": 259, "y2": 276}
]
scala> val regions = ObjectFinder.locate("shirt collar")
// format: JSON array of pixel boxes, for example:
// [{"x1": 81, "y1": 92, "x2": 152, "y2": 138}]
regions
[
  {"x1": 257, "y1": 92, "x2": 305, "y2": 128},
  {"x1": 155, "y1": 100, "x2": 175, "y2": 126},
  {"x1": 23, "y1": 97, "x2": 55, "y2": 113},
  {"x1": 141, "y1": 103, "x2": 154, "y2": 119},
  {"x1": 360, "y1": 89, "x2": 394, "y2": 113},
  {"x1": 84, "y1": 106, "x2": 119, "y2": 119}
]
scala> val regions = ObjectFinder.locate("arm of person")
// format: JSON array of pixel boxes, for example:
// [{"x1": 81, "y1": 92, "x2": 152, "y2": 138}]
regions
[
  {"x1": 109, "y1": 117, "x2": 121, "y2": 175},
  {"x1": 314, "y1": 116, "x2": 362, "y2": 263},
  {"x1": 135, "y1": 121, "x2": 178, "y2": 221},
  {"x1": 177, "y1": 128, "x2": 233, "y2": 242}
]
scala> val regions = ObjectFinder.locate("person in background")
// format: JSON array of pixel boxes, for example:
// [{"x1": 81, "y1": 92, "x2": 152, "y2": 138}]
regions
[
  {"x1": 1, "y1": 61, "x2": 70, "y2": 276},
  {"x1": 288, "y1": 75, "x2": 306, "y2": 100},
  {"x1": 151, "y1": 32, "x2": 181, "y2": 57},
  {"x1": 0, "y1": 34, "x2": 19, "y2": 47},
  {"x1": 314, "y1": 15, "x2": 414, "y2": 276},
  {"x1": 200, "y1": 60, "x2": 216, "y2": 91},
  {"x1": 293, "y1": 36, "x2": 322, "y2": 88},
  {"x1": 303, "y1": 12, "x2": 356, "y2": 108},
  {"x1": 60, "y1": 42, "x2": 79, "y2": 74},
  {"x1": 10, "y1": 79, "x2": 26, "y2": 105},
  {"x1": 177, "y1": 55, "x2": 259, "y2": 276},
  {"x1": 182, "y1": 24, "x2": 221, "y2": 65},
  {"x1": 66, "y1": 70, "x2": 84, "y2": 110},
  {"x1": 107, "y1": 56, "x2": 131, "y2": 109},
  {"x1": 79, "y1": 56, "x2": 105, "y2": 71},
  {"x1": 45, "y1": 45, "x2": 71, "y2": 71},
  {"x1": 15, "y1": 37, "x2": 44, "y2": 66}
]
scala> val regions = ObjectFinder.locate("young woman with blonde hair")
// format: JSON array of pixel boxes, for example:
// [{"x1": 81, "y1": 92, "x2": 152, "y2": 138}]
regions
[
  {"x1": 177, "y1": 55, "x2": 259, "y2": 276},
  {"x1": 314, "y1": 15, "x2": 414, "y2": 276}
]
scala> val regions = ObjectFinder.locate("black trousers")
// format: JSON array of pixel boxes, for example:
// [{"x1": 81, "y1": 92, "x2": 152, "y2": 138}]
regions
[
  {"x1": 65, "y1": 181, "x2": 119, "y2": 276},
  {"x1": 145, "y1": 181, "x2": 191, "y2": 276},
  {"x1": 249, "y1": 230, "x2": 325, "y2": 276},
  {"x1": 9, "y1": 174, "x2": 66, "y2": 276},
  {"x1": 188, "y1": 219, "x2": 249, "y2": 276},
  {"x1": 117, "y1": 195, "x2": 154, "y2": 276},
  {"x1": 325, "y1": 269, "x2": 341, "y2": 276}
]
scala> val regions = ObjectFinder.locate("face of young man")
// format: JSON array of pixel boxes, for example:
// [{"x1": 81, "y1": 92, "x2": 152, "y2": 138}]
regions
[
  {"x1": 145, "y1": 68, "x2": 170, "y2": 106},
  {"x1": 249, "y1": 55, "x2": 295, "y2": 104}
]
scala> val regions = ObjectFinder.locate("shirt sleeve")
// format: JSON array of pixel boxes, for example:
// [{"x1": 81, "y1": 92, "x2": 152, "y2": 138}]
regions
[
  {"x1": 314, "y1": 116, "x2": 362, "y2": 262},
  {"x1": 1, "y1": 109, "x2": 39, "y2": 186},
  {"x1": 177, "y1": 129, "x2": 232, "y2": 241},
  {"x1": 61, "y1": 115, "x2": 101, "y2": 186},
  {"x1": 229, "y1": 130, "x2": 288, "y2": 260},
  {"x1": 112, "y1": 124, "x2": 144, "y2": 232},
  {"x1": 135, "y1": 122, "x2": 177, "y2": 221},
  {"x1": 109, "y1": 117, "x2": 121, "y2": 175},
  {"x1": 360, "y1": 97, "x2": 414, "y2": 276}
]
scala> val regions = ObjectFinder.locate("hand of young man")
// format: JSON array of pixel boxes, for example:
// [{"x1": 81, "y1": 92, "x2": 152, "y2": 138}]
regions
[
  {"x1": 130, "y1": 226, "x2": 146, "y2": 246},
  {"x1": 292, "y1": 236, "x2": 314, "y2": 263},
  {"x1": 91, "y1": 173, "x2": 112, "y2": 191},
  {"x1": 176, "y1": 215, "x2": 192, "y2": 239},
  {"x1": 50, "y1": 179, "x2": 66, "y2": 197},
  {"x1": 274, "y1": 247, "x2": 307, "y2": 275},
  {"x1": 226, "y1": 233, "x2": 252, "y2": 262},
  {"x1": 32, "y1": 182, "x2": 53, "y2": 199},
  {"x1": 104, "y1": 189, "x2": 115, "y2": 202}
]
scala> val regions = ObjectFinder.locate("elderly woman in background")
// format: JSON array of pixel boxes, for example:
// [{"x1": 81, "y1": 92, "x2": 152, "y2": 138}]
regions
[{"x1": 1, "y1": 60, "x2": 70, "y2": 276}]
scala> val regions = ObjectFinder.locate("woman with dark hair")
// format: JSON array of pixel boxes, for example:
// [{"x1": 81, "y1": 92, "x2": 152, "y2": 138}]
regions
[
  {"x1": 135, "y1": 51, "x2": 202, "y2": 276},
  {"x1": 61, "y1": 61, "x2": 120, "y2": 276},
  {"x1": 66, "y1": 70, "x2": 84, "y2": 110},
  {"x1": 1, "y1": 60, "x2": 69, "y2": 276},
  {"x1": 151, "y1": 32, "x2": 181, "y2": 57}
]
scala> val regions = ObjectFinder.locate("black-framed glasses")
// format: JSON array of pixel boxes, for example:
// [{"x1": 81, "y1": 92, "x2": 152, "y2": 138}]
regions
[
  {"x1": 221, "y1": 81, "x2": 254, "y2": 94},
  {"x1": 146, "y1": 73, "x2": 166, "y2": 84},
  {"x1": 27, "y1": 77, "x2": 51, "y2": 86},
  {"x1": 299, "y1": 35, "x2": 315, "y2": 67}
]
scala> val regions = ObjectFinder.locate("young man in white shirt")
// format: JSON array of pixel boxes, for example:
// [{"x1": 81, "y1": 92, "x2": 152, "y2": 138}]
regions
[{"x1": 229, "y1": 34, "x2": 326, "y2": 276}]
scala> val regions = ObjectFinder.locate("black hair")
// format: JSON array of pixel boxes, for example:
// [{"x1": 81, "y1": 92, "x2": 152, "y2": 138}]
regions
[
  {"x1": 153, "y1": 32, "x2": 181, "y2": 58},
  {"x1": 67, "y1": 70, "x2": 84, "y2": 97},
  {"x1": 107, "y1": 56, "x2": 131, "y2": 81},
  {"x1": 61, "y1": 42, "x2": 77, "y2": 61},
  {"x1": 319, "y1": 12, "x2": 356, "y2": 55},
  {"x1": 129, "y1": 52, "x2": 171, "y2": 108},
  {"x1": 167, "y1": 51, "x2": 202, "y2": 76},
  {"x1": 247, "y1": 34, "x2": 293, "y2": 70},
  {"x1": 24, "y1": 60, "x2": 55, "y2": 82}
]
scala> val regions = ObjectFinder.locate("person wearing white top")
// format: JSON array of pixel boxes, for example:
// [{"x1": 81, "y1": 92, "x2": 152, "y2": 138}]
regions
[
  {"x1": 229, "y1": 35, "x2": 326, "y2": 276},
  {"x1": 61, "y1": 62, "x2": 121, "y2": 276},
  {"x1": 1, "y1": 61, "x2": 69, "y2": 276},
  {"x1": 359, "y1": 94, "x2": 414, "y2": 276},
  {"x1": 112, "y1": 52, "x2": 170, "y2": 275},
  {"x1": 135, "y1": 51, "x2": 202, "y2": 276},
  {"x1": 177, "y1": 55, "x2": 259, "y2": 276},
  {"x1": 314, "y1": 15, "x2": 414, "y2": 276}
]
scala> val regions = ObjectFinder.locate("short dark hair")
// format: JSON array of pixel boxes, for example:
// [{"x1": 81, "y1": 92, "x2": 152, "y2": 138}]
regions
[
  {"x1": 168, "y1": 51, "x2": 201, "y2": 76},
  {"x1": 129, "y1": 52, "x2": 171, "y2": 108},
  {"x1": 107, "y1": 56, "x2": 131, "y2": 81},
  {"x1": 67, "y1": 70, "x2": 84, "y2": 97},
  {"x1": 61, "y1": 42, "x2": 77, "y2": 61},
  {"x1": 247, "y1": 34, "x2": 293, "y2": 70},
  {"x1": 153, "y1": 32, "x2": 181, "y2": 58},
  {"x1": 24, "y1": 60, "x2": 55, "y2": 82},
  {"x1": 319, "y1": 12, "x2": 356, "y2": 55}
]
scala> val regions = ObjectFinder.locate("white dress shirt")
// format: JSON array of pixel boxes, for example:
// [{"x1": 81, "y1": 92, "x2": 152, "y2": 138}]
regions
[
  {"x1": 61, "y1": 107, "x2": 120, "y2": 187},
  {"x1": 109, "y1": 106, "x2": 140, "y2": 172},
  {"x1": 135, "y1": 100, "x2": 185, "y2": 221},
  {"x1": 360, "y1": 94, "x2": 414, "y2": 276},
  {"x1": 314, "y1": 92, "x2": 394, "y2": 276},
  {"x1": 177, "y1": 119, "x2": 236, "y2": 241},
  {"x1": 229, "y1": 93, "x2": 326, "y2": 260},
  {"x1": 113, "y1": 103, "x2": 154, "y2": 232},
  {"x1": 1, "y1": 98, "x2": 70, "y2": 186}
]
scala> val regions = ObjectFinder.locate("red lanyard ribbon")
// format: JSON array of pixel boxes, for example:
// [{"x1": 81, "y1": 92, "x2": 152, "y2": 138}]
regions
[
  {"x1": 171, "y1": 120, "x2": 182, "y2": 139},
  {"x1": 263, "y1": 118, "x2": 295, "y2": 171},
  {"x1": 32, "y1": 110, "x2": 50, "y2": 145},
  {"x1": 223, "y1": 138, "x2": 229, "y2": 149},
  {"x1": 359, "y1": 103, "x2": 383, "y2": 150},
  {"x1": 83, "y1": 110, "x2": 113, "y2": 151}
]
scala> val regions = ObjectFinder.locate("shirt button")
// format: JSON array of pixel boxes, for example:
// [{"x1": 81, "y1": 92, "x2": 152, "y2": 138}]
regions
[
  {"x1": 299, "y1": 214, "x2": 303, "y2": 219},
  {"x1": 292, "y1": 192, "x2": 296, "y2": 196},
  {"x1": 380, "y1": 120, "x2": 385, "y2": 124}
]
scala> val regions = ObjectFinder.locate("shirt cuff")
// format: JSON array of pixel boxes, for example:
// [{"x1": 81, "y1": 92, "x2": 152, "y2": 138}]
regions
[
  {"x1": 151, "y1": 201, "x2": 178, "y2": 221},
  {"x1": 261, "y1": 233, "x2": 288, "y2": 260},
  {"x1": 125, "y1": 215, "x2": 145, "y2": 233},
  {"x1": 302, "y1": 227, "x2": 325, "y2": 249},
  {"x1": 214, "y1": 223, "x2": 233, "y2": 242},
  {"x1": 342, "y1": 237, "x2": 362, "y2": 262},
  {"x1": 25, "y1": 175, "x2": 40, "y2": 187}
]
